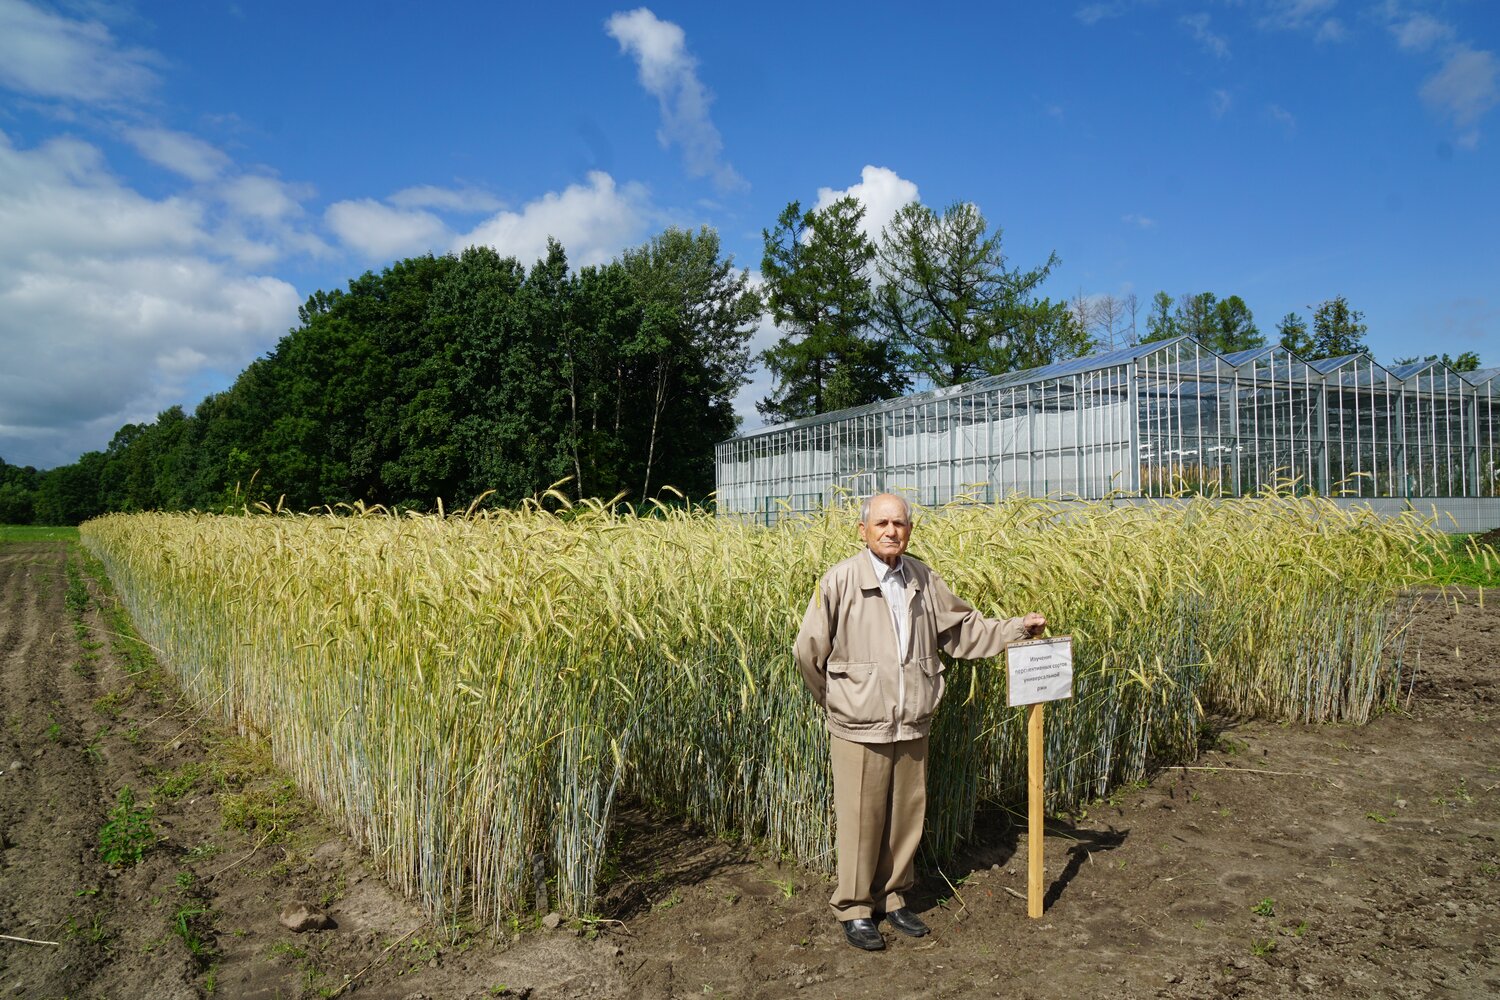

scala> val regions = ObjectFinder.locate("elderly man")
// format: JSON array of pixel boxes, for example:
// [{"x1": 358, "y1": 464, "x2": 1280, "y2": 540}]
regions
[{"x1": 794, "y1": 493, "x2": 1046, "y2": 951}]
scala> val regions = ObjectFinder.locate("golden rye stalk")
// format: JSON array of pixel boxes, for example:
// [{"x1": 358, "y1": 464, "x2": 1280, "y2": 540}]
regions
[{"x1": 81, "y1": 492, "x2": 1434, "y2": 922}]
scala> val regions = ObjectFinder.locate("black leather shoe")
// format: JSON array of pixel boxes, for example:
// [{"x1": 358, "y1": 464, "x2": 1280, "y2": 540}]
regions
[
  {"x1": 841, "y1": 918, "x2": 885, "y2": 951},
  {"x1": 884, "y1": 907, "x2": 929, "y2": 937}
]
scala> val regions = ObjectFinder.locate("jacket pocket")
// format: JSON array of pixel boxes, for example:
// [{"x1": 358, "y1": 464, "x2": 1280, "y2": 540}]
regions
[
  {"x1": 908, "y1": 656, "x2": 947, "y2": 724},
  {"x1": 825, "y1": 660, "x2": 882, "y2": 727}
]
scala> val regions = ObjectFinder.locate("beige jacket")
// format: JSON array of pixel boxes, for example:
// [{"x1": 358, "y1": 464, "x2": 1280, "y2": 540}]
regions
[{"x1": 794, "y1": 550, "x2": 1028, "y2": 743}]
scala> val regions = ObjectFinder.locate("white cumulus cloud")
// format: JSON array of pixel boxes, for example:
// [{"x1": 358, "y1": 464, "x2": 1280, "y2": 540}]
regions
[
  {"x1": 606, "y1": 7, "x2": 745, "y2": 192},
  {"x1": 1075, "y1": 2, "x2": 1129, "y2": 27},
  {"x1": 388, "y1": 184, "x2": 504, "y2": 213},
  {"x1": 325, "y1": 198, "x2": 453, "y2": 262},
  {"x1": 220, "y1": 175, "x2": 308, "y2": 222},
  {"x1": 1257, "y1": 0, "x2": 1342, "y2": 41},
  {"x1": 1266, "y1": 103, "x2": 1298, "y2": 134},
  {"x1": 123, "y1": 127, "x2": 231, "y2": 183},
  {"x1": 456, "y1": 170, "x2": 651, "y2": 268},
  {"x1": 812, "y1": 166, "x2": 920, "y2": 246},
  {"x1": 1421, "y1": 44, "x2": 1499, "y2": 130},
  {"x1": 1381, "y1": 8, "x2": 1497, "y2": 147},
  {"x1": 0, "y1": 130, "x2": 300, "y2": 468},
  {"x1": 0, "y1": 4, "x2": 332, "y2": 469},
  {"x1": 1314, "y1": 18, "x2": 1346, "y2": 43},
  {"x1": 1390, "y1": 12, "x2": 1454, "y2": 53},
  {"x1": 213, "y1": 174, "x2": 327, "y2": 267},
  {"x1": 0, "y1": 0, "x2": 160, "y2": 104},
  {"x1": 0, "y1": 255, "x2": 299, "y2": 461},
  {"x1": 0, "y1": 132, "x2": 203, "y2": 257},
  {"x1": 326, "y1": 172, "x2": 656, "y2": 270}
]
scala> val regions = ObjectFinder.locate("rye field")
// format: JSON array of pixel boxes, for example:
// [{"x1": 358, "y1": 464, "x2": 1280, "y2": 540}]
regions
[{"x1": 79, "y1": 494, "x2": 1439, "y2": 927}]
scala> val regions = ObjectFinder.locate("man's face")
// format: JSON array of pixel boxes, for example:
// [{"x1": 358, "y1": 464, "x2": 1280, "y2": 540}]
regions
[{"x1": 859, "y1": 495, "x2": 911, "y2": 567}]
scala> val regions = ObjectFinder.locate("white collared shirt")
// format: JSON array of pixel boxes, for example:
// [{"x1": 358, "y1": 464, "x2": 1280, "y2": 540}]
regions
[{"x1": 867, "y1": 547, "x2": 910, "y2": 659}]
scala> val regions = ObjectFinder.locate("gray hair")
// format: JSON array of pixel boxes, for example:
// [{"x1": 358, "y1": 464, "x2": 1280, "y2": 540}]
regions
[{"x1": 859, "y1": 492, "x2": 913, "y2": 524}]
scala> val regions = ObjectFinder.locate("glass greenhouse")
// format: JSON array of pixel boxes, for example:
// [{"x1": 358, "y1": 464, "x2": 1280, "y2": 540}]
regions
[{"x1": 715, "y1": 336, "x2": 1500, "y2": 524}]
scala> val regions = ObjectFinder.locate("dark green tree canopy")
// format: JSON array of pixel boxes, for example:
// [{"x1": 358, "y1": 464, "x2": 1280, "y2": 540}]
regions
[
  {"x1": 0, "y1": 456, "x2": 41, "y2": 525},
  {"x1": 1210, "y1": 295, "x2": 1263, "y2": 354},
  {"x1": 758, "y1": 197, "x2": 907, "y2": 422},
  {"x1": 1144, "y1": 291, "x2": 1179, "y2": 343},
  {"x1": 1143, "y1": 291, "x2": 1263, "y2": 354},
  {"x1": 1392, "y1": 351, "x2": 1482, "y2": 372},
  {"x1": 620, "y1": 226, "x2": 760, "y2": 499},
  {"x1": 875, "y1": 201, "x2": 1081, "y2": 386},
  {"x1": 1309, "y1": 295, "x2": 1370, "y2": 360},
  {"x1": 1175, "y1": 292, "x2": 1218, "y2": 342},
  {"x1": 1276, "y1": 312, "x2": 1314, "y2": 356}
]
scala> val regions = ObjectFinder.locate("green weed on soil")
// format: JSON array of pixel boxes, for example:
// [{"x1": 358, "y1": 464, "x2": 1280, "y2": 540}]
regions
[
  {"x1": 77, "y1": 547, "x2": 159, "y2": 678},
  {"x1": 99, "y1": 786, "x2": 155, "y2": 866},
  {"x1": 0, "y1": 524, "x2": 78, "y2": 543},
  {"x1": 1424, "y1": 533, "x2": 1500, "y2": 588}
]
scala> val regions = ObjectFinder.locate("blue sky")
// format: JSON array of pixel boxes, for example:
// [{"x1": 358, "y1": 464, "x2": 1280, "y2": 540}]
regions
[{"x1": 1, "y1": 0, "x2": 1496, "y2": 470}]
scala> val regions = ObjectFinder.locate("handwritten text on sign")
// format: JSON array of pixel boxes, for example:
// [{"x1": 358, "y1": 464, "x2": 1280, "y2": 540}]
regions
[{"x1": 1006, "y1": 636, "x2": 1073, "y2": 707}]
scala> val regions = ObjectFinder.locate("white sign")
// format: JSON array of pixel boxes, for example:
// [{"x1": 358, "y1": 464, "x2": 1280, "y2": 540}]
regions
[{"x1": 1006, "y1": 636, "x2": 1073, "y2": 707}]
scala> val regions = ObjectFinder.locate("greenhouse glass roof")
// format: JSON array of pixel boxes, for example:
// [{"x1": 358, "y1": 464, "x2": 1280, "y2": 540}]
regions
[
  {"x1": 1305, "y1": 353, "x2": 1398, "y2": 387},
  {"x1": 718, "y1": 332, "x2": 1500, "y2": 515},
  {"x1": 1308, "y1": 354, "x2": 1362, "y2": 373},
  {"x1": 728, "y1": 335, "x2": 1481, "y2": 441},
  {"x1": 730, "y1": 337, "x2": 1185, "y2": 438},
  {"x1": 1222, "y1": 344, "x2": 1317, "y2": 380}
]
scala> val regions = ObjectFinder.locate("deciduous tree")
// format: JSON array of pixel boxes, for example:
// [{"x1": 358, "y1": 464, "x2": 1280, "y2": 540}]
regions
[{"x1": 622, "y1": 226, "x2": 759, "y2": 499}]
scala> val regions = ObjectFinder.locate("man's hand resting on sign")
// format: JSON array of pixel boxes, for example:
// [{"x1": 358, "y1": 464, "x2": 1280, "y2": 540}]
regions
[{"x1": 1021, "y1": 612, "x2": 1046, "y2": 637}]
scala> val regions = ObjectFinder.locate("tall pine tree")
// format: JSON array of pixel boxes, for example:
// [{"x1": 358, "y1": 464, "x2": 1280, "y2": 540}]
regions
[
  {"x1": 757, "y1": 197, "x2": 907, "y2": 422},
  {"x1": 875, "y1": 201, "x2": 1081, "y2": 386},
  {"x1": 1309, "y1": 295, "x2": 1369, "y2": 359}
]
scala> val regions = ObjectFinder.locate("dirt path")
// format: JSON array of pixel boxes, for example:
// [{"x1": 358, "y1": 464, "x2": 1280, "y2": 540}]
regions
[
  {"x1": 1, "y1": 541, "x2": 1496, "y2": 999},
  {"x1": 0, "y1": 544, "x2": 451, "y2": 999},
  {"x1": 0, "y1": 544, "x2": 134, "y2": 994}
]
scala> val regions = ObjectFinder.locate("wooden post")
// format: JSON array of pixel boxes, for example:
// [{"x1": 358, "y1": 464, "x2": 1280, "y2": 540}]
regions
[
  {"x1": 1008, "y1": 634, "x2": 1070, "y2": 919},
  {"x1": 1027, "y1": 701, "x2": 1044, "y2": 918}
]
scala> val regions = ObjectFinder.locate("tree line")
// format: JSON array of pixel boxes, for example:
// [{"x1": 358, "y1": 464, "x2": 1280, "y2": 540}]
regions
[
  {"x1": 1069, "y1": 288, "x2": 1480, "y2": 373},
  {"x1": 2, "y1": 229, "x2": 759, "y2": 524},
  {"x1": 0, "y1": 201, "x2": 1481, "y2": 525}
]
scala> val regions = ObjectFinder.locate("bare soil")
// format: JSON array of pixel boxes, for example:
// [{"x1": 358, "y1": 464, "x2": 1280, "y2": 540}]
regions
[{"x1": 1, "y1": 540, "x2": 1496, "y2": 999}]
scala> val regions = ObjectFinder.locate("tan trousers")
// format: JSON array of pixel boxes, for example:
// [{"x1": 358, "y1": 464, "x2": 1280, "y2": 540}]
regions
[{"x1": 828, "y1": 734, "x2": 928, "y2": 920}]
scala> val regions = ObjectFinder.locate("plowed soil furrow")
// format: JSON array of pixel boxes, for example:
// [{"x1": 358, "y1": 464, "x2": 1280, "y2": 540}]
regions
[
  {"x1": 0, "y1": 545, "x2": 446, "y2": 1000},
  {"x1": 0, "y1": 549, "x2": 50, "y2": 690},
  {"x1": 0, "y1": 545, "x2": 116, "y2": 996}
]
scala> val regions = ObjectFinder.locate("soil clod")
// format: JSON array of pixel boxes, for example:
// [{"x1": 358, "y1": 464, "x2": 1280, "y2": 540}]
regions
[{"x1": 278, "y1": 902, "x2": 336, "y2": 932}]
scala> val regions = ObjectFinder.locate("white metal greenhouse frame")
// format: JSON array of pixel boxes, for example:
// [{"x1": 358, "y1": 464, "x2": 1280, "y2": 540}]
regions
[{"x1": 715, "y1": 337, "x2": 1500, "y2": 528}]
